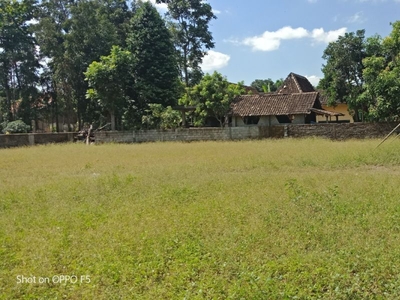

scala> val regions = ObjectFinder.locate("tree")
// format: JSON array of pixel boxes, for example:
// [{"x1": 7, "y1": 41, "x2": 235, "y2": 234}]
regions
[
  {"x1": 85, "y1": 46, "x2": 132, "y2": 130},
  {"x1": 64, "y1": 0, "x2": 127, "y2": 128},
  {"x1": 319, "y1": 30, "x2": 366, "y2": 121},
  {"x1": 86, "y1": 1, "x2": 181, "y2": 131},
  {"x1": 35, "y1": 0, "x2": 134, "y2": 130},
  {"x1": 127, "y1": 1, "x2": 180, "y2": 111},
  {"x1": 181, "y1": 71, "x2": 245, "y2": 127},
  {"x1": 156, "y1": 0, "x2": 216, "y2": 86},
  {"x1": 142, "y1": 103, "x2": 181, "y2": 129},
  {"x1": 0, "y1": 0, "x2": 40, "y2": 124},
  {"x1": 250, "y1": 78, "x2": 282, "y2": 93},
  {"x1": 34, "y1": 0, "x2": 74, "y2": 131},
  {"x1": 361, "y1": 22, "x2": 400, "y2": 121}
]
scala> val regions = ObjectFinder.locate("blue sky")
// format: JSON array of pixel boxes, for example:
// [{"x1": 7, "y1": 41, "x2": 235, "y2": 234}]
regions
[{"x1": 149, "y1": 0, "x2": 399, "y2": 86}]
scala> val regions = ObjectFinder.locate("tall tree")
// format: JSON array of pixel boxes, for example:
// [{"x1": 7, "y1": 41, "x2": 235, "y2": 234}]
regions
[
  {"x1": 127, "y1": 1, "x2": 180, "y2": 111},
  {"x1": 64, "y1": 0, "x2": 121, "y2": 128},
  {"x1": 86, "y1": 1, "x2": 181, "y2": 130},
  {"x1": 319, "y1": 30, "x2": 366, "y2": 121},
  {"x1": 35, "y1": 0, "x2": 78, "y2": 131},
  {"x1": 156, "y1": 0, "x2": 216, "y2": 86},
  {"x1": 35, "y1": 0, "x2": 133, "y2": 130},
  {"x1": 0, "y1": 0, "x2": 39, "y2": 124}
]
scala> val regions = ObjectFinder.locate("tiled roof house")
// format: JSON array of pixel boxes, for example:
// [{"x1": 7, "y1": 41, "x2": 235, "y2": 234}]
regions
[{"x1": 230, "y1": 72, "x2": 345, "y2": 126}]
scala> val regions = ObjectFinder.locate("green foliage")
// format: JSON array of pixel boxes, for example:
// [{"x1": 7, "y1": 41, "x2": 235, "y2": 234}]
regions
[
  {"x1": 360, "y1": 22, "x2": 400, "y2": 121},
  {"x1": 2, "y1": 120, "x2": 30, "y2": 133},
  {"x1": 0, "y1": 0, "x2": 40, "y2": 121},
  {"x1": 157, "y1": 0, "x2": 216, "y2": 86},
  {"x1": 85, "y1": 46, "x2": 132, "y2": 130},
  {"x1": 142, "y1": 104, "x2": 181, "y2": 129},
  {"x1": 1, "y1": 0, "x2": 217, "y2": 130},
  {"x1": 35, "y1": 0, "x2": 133, "y2": 129},
  {"x1": 127, "y1": 1, "x2": 180, "y2": 109},
  {"x1": 250, "y1": 78, "x2": 282, "y2": 93},
  {"x1": 320, "y1": 23, "x2": 400, "y2": 122},
  {"x1": 319, "y1": 30, "x2": 367, "y2": 121},
  {"x1": 85, "y1": 1, "x2": 182, "y2": 130},
  {"x1": 181, "y1": 71, "x2": 245, "y2": 127}
]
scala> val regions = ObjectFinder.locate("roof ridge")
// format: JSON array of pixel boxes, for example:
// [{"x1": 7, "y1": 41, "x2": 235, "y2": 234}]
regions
[
  {"x1": 291, "y1": 91, "x2": 318, "y2": 95},
  {"x1": 291, "y1": 73, "x2": 303, "y2": 93},
  {"x1": 290, "y1": 72, "x2": 308, "y2": 80}
]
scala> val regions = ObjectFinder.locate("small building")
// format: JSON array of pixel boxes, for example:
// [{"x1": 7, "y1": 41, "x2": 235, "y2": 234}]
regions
[
  {"x1": 317, "y1": 93, "x2": 354, "y2": 123},
  {"x1": 230, "y1": 73, "x2": 345, "y2": 126}
]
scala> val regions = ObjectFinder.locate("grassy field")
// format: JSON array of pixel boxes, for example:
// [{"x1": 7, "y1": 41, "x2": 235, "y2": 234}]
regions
[{"x1": 1, "y1": 138, "x2": 400, "y2": 299}]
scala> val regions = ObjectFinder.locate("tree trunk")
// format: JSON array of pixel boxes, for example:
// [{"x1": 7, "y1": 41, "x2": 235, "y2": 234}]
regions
[
  {"x1": 3, "y1": 68, "x2": 12, "y2": 121},
  {"x1": 183, "y1": 47, "x2": 189, "y2": 87},
  {"x1": 53, "y1": 92, "x2": 60, "y2": 132},
  {"x1": 110, "y1": 110, "x2": 116, "y2": 131}
]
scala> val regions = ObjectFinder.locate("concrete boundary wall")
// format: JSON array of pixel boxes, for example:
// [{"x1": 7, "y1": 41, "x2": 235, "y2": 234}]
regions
[
  {"x1": 286, "y1": 122, "x2": 398, "y2": 140},
  {"x1": 0, "y1": 133, "x2": 76, "y2": 148},
  {"x1": 96, "y1": 123, "x2": 398, "y2": 144},
  {"x1": 96, "y1": 126, "x2": 285, "y2": 143},
  {"x1": 1, "y1": 123, "x2": 396, "y2": 147}
]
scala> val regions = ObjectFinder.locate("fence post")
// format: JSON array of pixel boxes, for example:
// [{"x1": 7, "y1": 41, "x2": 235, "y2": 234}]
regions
[{"x1": 28, "y1": 134, "x2": 35, "y2": 146}]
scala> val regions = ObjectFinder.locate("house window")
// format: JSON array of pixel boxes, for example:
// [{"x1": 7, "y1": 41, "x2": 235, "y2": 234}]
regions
[{"x1": 243, "y1": 116, "x2": 260, "y2": 125}]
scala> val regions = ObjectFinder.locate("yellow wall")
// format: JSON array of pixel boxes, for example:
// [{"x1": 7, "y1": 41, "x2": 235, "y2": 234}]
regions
[{"x1": 317, "y1": 103, "x2": 354, "y2": 123}]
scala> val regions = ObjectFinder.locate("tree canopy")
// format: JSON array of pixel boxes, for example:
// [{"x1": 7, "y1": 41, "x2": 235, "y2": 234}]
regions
[
  {"x1": 127, "y1": 1, "x2": 180, "y2": 109},
  {"x1": 180, "y1": 71, "x2": 246, "y2": 127},
  {"x1": 320, "y1": 22, "x2": 400, "y2": 121},
  {"x1": 157, "y1": 0, "x2": 216, "y2": 87},
  {"x1": 2, "y1": 0, "x2": 400, "y2": 131},
  {"x1": 0, "y1": 0, "x2": 39, "y2": 124},
  {"x1": 250, "y1": 79, "x2": 283, "y2": 93},
  {"x1": 318, "y1": 30, "x2": 366, "y2": 121}
]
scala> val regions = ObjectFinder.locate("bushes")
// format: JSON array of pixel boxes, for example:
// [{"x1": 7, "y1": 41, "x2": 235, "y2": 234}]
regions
[{"x1": 1, "y1": 120, "x2": 30, "y2": 134}]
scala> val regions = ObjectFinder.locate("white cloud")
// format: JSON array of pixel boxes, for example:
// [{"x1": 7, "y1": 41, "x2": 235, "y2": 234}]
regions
[
  {"x1": 213, "y1": 9, "x2": 221, "y2": 15},
  {"x1": 201, "y1": 50, "x2": 230, "y2": 72},
  {"x1": 311, "y1": 27, "x2": 347, "y2": 44},
  {"x1": 307, "y1": 0, "x2": 318, "y2": 3},
  {"x1": 237, "y1": 26, "x2": 347, "y2": 52},
  {"x1": 243, "y1": 26, "x2": 308, "y2": 52},
  {"x1": 305, "y1": 75, "x2": 321, "y2": 86},
  {"x1": 347, "y1": 11, "x2": 366, "y2": 23}
]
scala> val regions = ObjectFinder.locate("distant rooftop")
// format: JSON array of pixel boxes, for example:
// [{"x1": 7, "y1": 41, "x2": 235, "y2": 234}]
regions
[{"x1": 276, "y1": 72, "x2": 315, "y2": 94}]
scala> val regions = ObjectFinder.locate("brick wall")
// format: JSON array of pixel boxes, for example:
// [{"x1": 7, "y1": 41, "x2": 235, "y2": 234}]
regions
[
  {"x1": 0, "y1": 133, "x2": 76, "y2": 148},
  {"x1": 286, "y1": 123, "x2": 397, "y2": 140}
]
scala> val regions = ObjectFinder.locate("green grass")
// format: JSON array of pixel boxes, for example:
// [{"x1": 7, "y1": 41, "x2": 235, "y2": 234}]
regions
[{"x1": 1, "y1": 138, "x2": 400, "y2": 299}]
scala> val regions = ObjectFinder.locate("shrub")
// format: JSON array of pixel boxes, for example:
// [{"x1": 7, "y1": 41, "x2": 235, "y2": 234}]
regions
[
  {"x1": 142, "y1": 104, "x2": 181, "y2": 129},
  {"x1": 2, "y1": 120, "x2": 30, "y2": 134}
]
